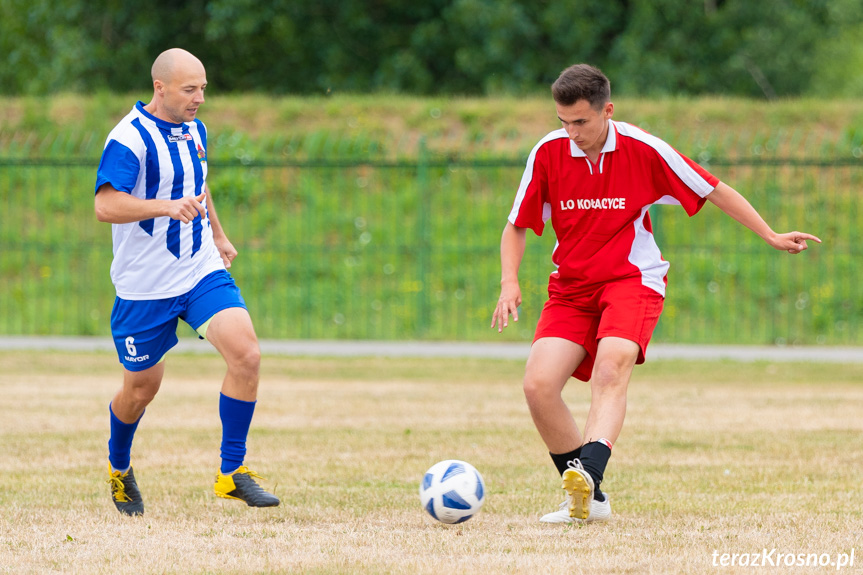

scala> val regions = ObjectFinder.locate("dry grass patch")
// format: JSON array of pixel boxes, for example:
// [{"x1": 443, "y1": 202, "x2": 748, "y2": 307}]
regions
[{"x1": 0, "y1": 352, "x2": 861, "y2": 574}]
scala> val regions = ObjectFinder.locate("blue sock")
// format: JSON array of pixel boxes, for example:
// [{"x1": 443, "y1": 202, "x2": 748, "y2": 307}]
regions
[
  {"x1": 108, "y1": 403, "x2": 143, "y2": 472},
  {"x1": 219, "y1": 393, "x2": 256, "y2": 474}
]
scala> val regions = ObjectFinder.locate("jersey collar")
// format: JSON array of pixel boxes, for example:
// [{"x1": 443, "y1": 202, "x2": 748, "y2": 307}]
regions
[
  {"x1": 135, "y1": 101, "x2": 189, "y2": 133},
  {"x1": 568, "y1": 120, "x2": 618, "y2": 158}
]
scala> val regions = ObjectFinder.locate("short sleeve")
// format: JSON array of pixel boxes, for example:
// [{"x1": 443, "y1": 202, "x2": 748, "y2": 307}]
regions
[
  {"x1": 653, "y1": 148, "x2": 719, "y2": 217},
  {"x1": 95, "y1": 140, "x2": 140, "y2": 194},
  {"x1": 508, "y1": 143, "x2": 551, "y2": 236}
]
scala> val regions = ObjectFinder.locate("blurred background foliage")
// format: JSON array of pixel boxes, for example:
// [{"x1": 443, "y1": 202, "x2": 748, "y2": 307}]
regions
[{"x1": 2, "y1": 0, "x2": 863, "y2": 97}]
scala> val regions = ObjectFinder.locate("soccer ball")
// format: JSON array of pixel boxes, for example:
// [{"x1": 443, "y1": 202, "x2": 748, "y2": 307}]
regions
[{"x1": 419, "y1": 460, "x2": 485, "y2": 524}]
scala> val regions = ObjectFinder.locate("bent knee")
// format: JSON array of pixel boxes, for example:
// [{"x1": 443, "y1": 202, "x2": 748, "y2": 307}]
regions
[
  {"x1": 127, "y1": 382, "x2": 159, "y2": 407},
  {"x1": 590, "y1": 360, "x2": 631, "y2": 391},
  {"x1": 228, "y1": 345, "x2": 261, "y2": 378},
  {"x1": 523, "y1": 373, "x2": 562, "y2": 404}
]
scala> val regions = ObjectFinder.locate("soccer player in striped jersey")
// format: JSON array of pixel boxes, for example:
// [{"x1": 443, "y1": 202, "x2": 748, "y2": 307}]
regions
[
  {"x1": 491, "y1": 64, "x2": 820, "y2": 524},
  {"x1": 95, "y1": 48, "x2": 278, "y2": 515}
]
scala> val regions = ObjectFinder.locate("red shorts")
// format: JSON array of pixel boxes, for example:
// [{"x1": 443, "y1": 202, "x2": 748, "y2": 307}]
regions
[{"x1": 533, "y1": 280, "x2": 664, "y2": 382}]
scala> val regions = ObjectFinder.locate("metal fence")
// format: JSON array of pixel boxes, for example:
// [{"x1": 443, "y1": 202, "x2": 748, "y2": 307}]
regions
[{"x1": 1, "y1": 155, "x2": 859, "y2": 345}]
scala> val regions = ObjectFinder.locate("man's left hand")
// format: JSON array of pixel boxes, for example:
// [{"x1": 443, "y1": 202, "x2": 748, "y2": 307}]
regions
[
  {"x1": 215, "y1": 237, "x2": 238, "y2": 268},
  {"x1": 769, "y1": 231, "x2": 822, "y2": 254}
]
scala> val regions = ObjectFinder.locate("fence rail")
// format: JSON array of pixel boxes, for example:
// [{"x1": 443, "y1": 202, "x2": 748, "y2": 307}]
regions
[{"x1": 1, "y1": 155, "x2": 859, "y2": 345}]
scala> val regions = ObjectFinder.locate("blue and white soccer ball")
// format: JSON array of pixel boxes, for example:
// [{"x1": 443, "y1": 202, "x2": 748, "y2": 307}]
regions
[{"x1": 419, "y1": 460, "x2": 485, "y2": 524}]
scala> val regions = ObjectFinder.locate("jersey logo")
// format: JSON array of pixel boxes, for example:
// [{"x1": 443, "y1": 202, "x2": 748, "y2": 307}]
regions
[
  {"x1": 168, "y1": 133, "x2": 193, "y2": 142},
  {"x1": 560, "y1": 198, "x2": 627, "y2": 211},
  {"x1": 197, "y1": 144, "x2": 207, "y2": 162}
]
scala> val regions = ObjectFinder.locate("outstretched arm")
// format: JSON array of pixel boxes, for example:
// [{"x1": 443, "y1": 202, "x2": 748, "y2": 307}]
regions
[
  {"x1": 491, "y1": 222, "x2": 527, "y2": 332},
  {"x1": 706, "y1": 182, "x2": 821, "y2": 254}
]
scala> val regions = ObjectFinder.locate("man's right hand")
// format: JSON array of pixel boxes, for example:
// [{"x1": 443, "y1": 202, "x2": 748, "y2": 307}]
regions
[
  {"x1": 166, "y1": 192, "x2": 207, "y2": 223},
  {"x1": 491, "y1": 279, "x2": 522, "y2": 333}
]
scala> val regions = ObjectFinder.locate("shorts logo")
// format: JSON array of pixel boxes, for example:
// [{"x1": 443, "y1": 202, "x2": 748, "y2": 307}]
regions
[
  {"x1": 123, "y1": 336, "x2": 150, "y2": 363},
  {"x1": 560, "y1": 198, "x2": 626, "y2": 211}
]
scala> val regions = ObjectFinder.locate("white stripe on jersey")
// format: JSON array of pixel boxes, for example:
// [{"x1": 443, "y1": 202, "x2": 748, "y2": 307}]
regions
[
  {"x1": 653, "y1": 194, "x2": 682, "y2": 206},
  {"x1": 615, "y1": 121, "x2": 715, "y2": 198},
  {"x1": 508, "y1": 129, "x2": 568, "y2": 226},
  {"x1": 107, "y1": 112, "x2": 148, "y2": 163},
  {"x1": 628, "y1": 205, "x2": 669, "y2": 296}
]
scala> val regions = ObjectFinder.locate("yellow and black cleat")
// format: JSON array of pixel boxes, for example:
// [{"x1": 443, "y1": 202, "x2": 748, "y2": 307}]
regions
[
  {"x1": 107, "y1": 465, "x2": 144, "y2": 516},
  {"x1": 214, "y1": 466, "x2": 280, "y2": 507}
]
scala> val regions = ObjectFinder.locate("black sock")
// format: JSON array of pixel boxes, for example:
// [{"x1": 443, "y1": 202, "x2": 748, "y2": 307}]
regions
[
  {"x1": 549, "y1": 447, "x2": 582, "y2": 477},
  {"x1": 579, "y1": 441, "x2": 612, "y2": 502}
]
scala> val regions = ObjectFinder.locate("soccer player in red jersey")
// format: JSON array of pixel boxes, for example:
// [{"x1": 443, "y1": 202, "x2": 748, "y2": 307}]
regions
[{"x1": 491, "y1": 64, "x2": 820, "y2": 523}]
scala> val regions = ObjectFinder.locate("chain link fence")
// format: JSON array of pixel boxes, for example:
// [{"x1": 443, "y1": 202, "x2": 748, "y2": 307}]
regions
[{"x1": 1, "y1": 154, "x2": 859, "y2": 345}]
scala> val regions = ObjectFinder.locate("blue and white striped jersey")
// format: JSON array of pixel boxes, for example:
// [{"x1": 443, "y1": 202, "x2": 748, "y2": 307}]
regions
[{"x1": 95, "y1": 101, "x2": 225, "y2": 300}]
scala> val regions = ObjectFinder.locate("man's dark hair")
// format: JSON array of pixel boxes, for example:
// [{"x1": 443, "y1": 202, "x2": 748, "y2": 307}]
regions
[{"x1": 551, "y1": 64, "x2": 611, "y2": 109}]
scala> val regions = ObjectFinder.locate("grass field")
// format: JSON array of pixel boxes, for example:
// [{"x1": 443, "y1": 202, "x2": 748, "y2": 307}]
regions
[{"x1": 1, "y1": 351, "x2": 861, "y2": 574}]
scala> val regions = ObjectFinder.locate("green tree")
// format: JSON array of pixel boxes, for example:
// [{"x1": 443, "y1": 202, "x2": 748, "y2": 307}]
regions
[
  {"x1": 607, "y1": 0, "x2": 833, "y2": 98},
  {"x1": 808, "y1": 0, "x2": 863, "y2": 97},
  {"x1": 0, "y1": 0, "x2": 858, "y2": 97}
]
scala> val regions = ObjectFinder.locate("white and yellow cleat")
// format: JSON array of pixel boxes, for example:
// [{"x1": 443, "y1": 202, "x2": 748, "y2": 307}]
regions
[
  {"x1": 539, "y1": 459, "x2": 611, "y2": 523},
  {"x1": 539, "y1": 496, "x2": 612, "y2": 524},
  {"x1": 214, "y1": 466, "x2": 280, "y2": 507},
  {"x1": 561, "y1": 459, "x2": 594, "y2": 519}
]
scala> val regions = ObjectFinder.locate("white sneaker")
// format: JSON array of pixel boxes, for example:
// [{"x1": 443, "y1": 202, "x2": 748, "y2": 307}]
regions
[{"x1": 539, "y1": 496, "x2": 612, "y2": 524}]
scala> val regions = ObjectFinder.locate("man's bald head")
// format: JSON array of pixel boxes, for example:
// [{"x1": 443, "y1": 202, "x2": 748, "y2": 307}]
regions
[
  {"x1": 145, "y1": 48, "x2": 208, "y2": 124},
  {"x1": 151, "y1": 48, "x2": 205, "y2": 85}
]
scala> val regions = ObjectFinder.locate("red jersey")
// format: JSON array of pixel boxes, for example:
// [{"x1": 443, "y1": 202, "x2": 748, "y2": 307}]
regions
[{"x1": 508, "y1": 120, "x2": 719, "y2": 298}]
